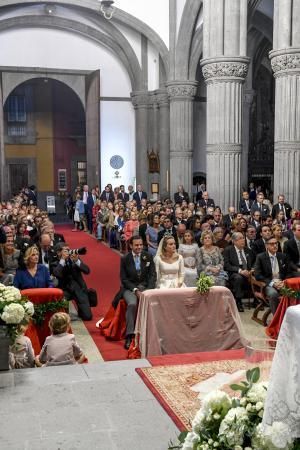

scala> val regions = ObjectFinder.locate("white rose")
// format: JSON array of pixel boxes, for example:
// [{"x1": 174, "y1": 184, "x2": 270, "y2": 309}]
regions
[
  {"x1": 24, "y1": 301, "x2": 34, "y2": 316},
  {"x1": 1, "y1": 303, "x2": 25, "y2": 324},
  {"x1": 255, "y1": 401, "x2": 263, "y2": 411}
]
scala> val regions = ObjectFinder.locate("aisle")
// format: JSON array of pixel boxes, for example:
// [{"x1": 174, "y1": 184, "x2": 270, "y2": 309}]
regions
[{"x1": 56, "y1": 225, "x2": 129, "y2": 361}]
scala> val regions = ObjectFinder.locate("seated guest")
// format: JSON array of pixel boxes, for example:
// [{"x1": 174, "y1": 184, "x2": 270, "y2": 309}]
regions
[
  {"x1": 272, "y1": 224, "x2": 287, "y2": 253},
  {"x1": 178, "y1": 230, "x2": 200, "y2": 287},
  {"x1": 53, "y1": 243, "x2": 92, "y2": 321},
  {"x1": 174, "y1": 185, "x2": 189, "y2": 205},
  {"x1": 15, "y1": 221, "x2": 31, "y2": 250},
  {"x1": 112, "y1": 235, "x2": 156, "y2": 349},
  {"x1": 249, "y1": 211, "x2": 261, "y2": 231},
  {"x1": 0, "y1": 236, "x2": 20, "y2": 285},
  {"x1": 239, "y1": 191, "x2": 253, "y2": 215},
  {"x1": 197, "y1": 191, "x2": 215, "y2": 210},
  {"x1": 254, "y1": 237, "x2": 290, "y2": 315},
  {"x1": 252, "y1": 225, "x2": 272, "y2": 256},
  {"x1": 123, "y1": 211, "x2": 139, "y2": 247},
  {"x1": 157, "y1": 217, "x2": 179, "y2": 248},
  {"x1": 283, "y1": 223, "x2": 300, "y2": 277},
  {"x1": 251, "y1": 192, "x2": 270, "y2": 219},
  {"x1": 38, "y1": 233, "x2": 57, "y2": 275},
  {"x1": 176, "y1": 223, "x2": 187, "y2": 245},
  {"x1": 154, "y1": 235, "x2": 185, "y2": 289},
  {"x1": 213, "y1": 226, "x2": 230, "y2": 252},
  {"x1": 245, "y1": 225, "x2": 257, "y2": 251},
  {"x1": 272, "y1": 194, "x2": 292, "y2": 220},
  {"x1": 145, "y1": 213, "x2": 160, "y2": 256},
  {"x1": 273, "y1": 210, "x2": 287, "y2": 231},
  {"x1": 224, "y1": 232, "x2": 255, "y2": 312},
  {"x1": 198, "y1": 230, "x2": 227, "y2": 286},
  {"x1": 222, "y1": 206, "x2": 236, "y2": 231},
  {"x1": 36, "y1": 312, "x2": 86, "y2": 366},
  {"x1": 14, "y1": 245, "x2": 53, "y2": 289}
]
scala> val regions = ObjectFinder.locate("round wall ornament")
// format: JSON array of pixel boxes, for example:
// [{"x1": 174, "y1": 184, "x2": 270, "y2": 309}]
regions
[{"x1": 110, "y1": 155, "x2": 124, "y2": 170}]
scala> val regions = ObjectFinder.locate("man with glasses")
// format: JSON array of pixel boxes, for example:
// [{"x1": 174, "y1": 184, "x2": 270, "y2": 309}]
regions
[{"x1": 254, "y1": 236, "x2": 290, "y2": 315}]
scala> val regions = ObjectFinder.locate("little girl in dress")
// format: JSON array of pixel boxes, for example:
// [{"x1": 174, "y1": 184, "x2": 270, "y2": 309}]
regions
[
  {"x1": 9, "y1": 324, "x2": 35, "y2": 369},
  {"x1": 36, "y1": 312, "x2": 86, "y2": 366}
]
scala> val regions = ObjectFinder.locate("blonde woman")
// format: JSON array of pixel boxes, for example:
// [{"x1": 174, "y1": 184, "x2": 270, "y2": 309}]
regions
[
  {"x1": 13, "y1": 245, "x2": 53, "y2": 289},
  {"x1": 154, "y1": 235, "x2": 185, "y2": 288}
]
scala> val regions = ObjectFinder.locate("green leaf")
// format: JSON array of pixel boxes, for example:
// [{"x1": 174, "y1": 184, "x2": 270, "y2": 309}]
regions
[
  {"x1": 251, "y1": 367, "x2": 260, "y2": 383},
  {"x1": 178, "y1": 432, "x2": 188, "y2": 443},
  {"x1": 230, "y1": 383, "x2": 247, "y2": 391}
]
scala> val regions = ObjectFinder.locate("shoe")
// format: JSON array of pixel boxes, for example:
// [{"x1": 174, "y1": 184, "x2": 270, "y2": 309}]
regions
[
  {"x1": 124, "y1": 335, "x2": 133, "y2": 350},
  {"x1": 237, "y1": 301, "x2": 244, "y2": 313},
  {"x1": 71, "y1": 229, "x2": 78, "y2": 232},
  {"x1": 95, "y1": 317, "x2": 104, "y2": 328}
]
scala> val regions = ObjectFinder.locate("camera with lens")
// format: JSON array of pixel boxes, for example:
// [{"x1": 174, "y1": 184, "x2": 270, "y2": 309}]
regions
[{"x1": 68, "y1": 247, "x2": 87, "y2": 256}]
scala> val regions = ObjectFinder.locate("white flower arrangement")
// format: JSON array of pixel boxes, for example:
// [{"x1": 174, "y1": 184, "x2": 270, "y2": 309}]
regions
[
  {"x1": 0, "y1": 283, "x2": 34, "y2": 342},
  {"x1": 168, "y1": 368, "x2": 298, "y2": 450}
]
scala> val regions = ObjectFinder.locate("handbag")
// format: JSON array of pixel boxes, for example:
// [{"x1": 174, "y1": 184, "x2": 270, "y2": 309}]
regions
[
  {"x1": 88, "y1": 288, "x2": 98, "y2": 307},
  {"x1": 74, "y1": 209, "x2": 80, "y2": 222}
]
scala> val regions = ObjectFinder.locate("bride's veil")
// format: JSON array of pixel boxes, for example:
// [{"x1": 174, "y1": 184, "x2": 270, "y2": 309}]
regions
[{"x1": 155, "y1": 232, "x2": 174, "y2": 261}]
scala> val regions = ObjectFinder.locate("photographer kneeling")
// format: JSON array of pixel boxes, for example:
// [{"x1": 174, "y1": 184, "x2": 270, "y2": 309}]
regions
[{"x1": 53, "y1": 243, "x2": 92, "y2": 321}]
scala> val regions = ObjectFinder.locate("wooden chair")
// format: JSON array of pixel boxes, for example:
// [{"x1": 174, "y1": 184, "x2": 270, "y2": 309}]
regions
[{"x1": 250, "y1": 271, "x2": 272, "y2": 326}]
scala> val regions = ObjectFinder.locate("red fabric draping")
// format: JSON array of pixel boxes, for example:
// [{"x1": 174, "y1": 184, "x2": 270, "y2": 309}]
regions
[
  {"x1": 266, "y1": 278, "x2": 300, "y2": 339},
  {"x1": 99, "y1": 300, "x2": 127, "y2": 341},
  {"x1": 22, "y1": 288, "x2": 66, "y2": 354}
]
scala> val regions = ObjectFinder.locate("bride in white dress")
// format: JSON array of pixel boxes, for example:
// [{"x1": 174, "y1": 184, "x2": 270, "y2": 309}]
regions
[{"x1": 154, "y1": 235, "x2": 185, "y2": 288}]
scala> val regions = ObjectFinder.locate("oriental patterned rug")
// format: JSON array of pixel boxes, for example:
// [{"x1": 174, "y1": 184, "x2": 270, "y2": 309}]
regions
[{"x1": 136, "y1": 358, "x2": 246, "y2": 431}]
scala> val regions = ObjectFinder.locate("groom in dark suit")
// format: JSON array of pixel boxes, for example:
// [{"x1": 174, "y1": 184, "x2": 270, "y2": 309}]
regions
[{"x1": 114, "y1": 235, "x2": 156, "y2": 349}]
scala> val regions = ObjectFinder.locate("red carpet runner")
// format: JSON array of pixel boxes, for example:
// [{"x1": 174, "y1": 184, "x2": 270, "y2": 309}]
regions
[{"x1": 56, "y1": 225, "x2": 129, "y2": 361}]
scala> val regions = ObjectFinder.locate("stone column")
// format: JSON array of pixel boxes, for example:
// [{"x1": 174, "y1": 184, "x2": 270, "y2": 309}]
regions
[
  {"x1": 131, "y1": 91, "x2": 149, "y2": 191},
  {"x1": 156, "y1": 89, "x2": 170, "y2": 200},
  {"x1": 166, "y1": 81, "x2": 197, "y2": 199},
  {"x1": 201, "y1": 0, "x2": 249, "y2": 211},
  {"x1": 0, "y1": 78, "x2": 5, "y2": 200},
  {"x1": 269, "y1": 0, "x2": 300, "y2": 207},
  {"x1": 241, "y1": 89, "x2": 256, "y2": 190}
]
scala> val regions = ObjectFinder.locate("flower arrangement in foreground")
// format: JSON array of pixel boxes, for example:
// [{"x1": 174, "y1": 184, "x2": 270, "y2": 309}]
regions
[
  {"x1": 0, "y1": 283, "x2": 34, "y2": 342},
  {"x1": 168, "y1": 367, "x2": 300, "y2": 450},
  {"x1": 196, "y1": 273, "x2": 214, "y2": 295}
]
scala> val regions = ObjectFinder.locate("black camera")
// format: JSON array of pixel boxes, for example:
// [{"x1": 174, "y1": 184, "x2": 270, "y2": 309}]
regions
[{"x1": 68, "y1": 247, "x2": 87, "y2": 256}]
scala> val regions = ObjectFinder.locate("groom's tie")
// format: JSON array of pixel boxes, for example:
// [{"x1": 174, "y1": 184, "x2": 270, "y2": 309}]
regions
[{"x1": 134, "y1": 255, "x2": 141, "y2": 272}]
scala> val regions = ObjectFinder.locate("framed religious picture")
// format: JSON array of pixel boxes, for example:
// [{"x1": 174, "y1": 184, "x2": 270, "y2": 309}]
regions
[
  {"x1": 147, "y1": 149, "x2": 160, "y2": 173},
  {"x1": 151, "y1": 183, "x2": 159, "y2": 194}
]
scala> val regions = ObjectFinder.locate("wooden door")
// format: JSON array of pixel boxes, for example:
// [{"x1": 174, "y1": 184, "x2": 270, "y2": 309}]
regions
[{"x1": 9, "y1": 164, "x2": 28, "y2": 195}]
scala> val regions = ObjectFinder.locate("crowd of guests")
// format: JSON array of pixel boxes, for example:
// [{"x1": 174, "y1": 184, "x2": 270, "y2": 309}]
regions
[{"x1": 2, "y1": 182, "x2": 300, "y2": 358}]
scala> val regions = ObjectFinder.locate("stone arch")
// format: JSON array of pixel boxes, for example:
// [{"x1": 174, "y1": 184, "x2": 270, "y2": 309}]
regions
[
  {"x1": 0, "y1": 0, "x2": 169, "y2": 86},
  {"x1": 2, "y1": 72, "x2": 86, "y2": 108},
  {"x1": 0, "y1": 14, "x2": 142, "y2": 91},
  {"x1": 175, "y1": 0, "x2": 202, "y2": 80},
  {"x1": 189, "y1": 24, "x2": 203, "y2": 80}
]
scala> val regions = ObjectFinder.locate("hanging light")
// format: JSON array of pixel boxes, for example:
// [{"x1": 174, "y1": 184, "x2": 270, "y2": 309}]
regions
[{"x1": 99, "y1": 1, "x2": 115, "y2": 20}]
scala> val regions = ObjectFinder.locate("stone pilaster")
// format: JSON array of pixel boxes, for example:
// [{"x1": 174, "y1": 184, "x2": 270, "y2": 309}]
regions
[
  {"x1": 201, "y1": 57, "x2": 249, "y2": 209},
  {"x1": 166, "y1": 81, "x2": 197, "y2": 199},
  {"x1": 131, "y1": 91, "x2": 149, "y2": 191},
  {"x1": 269, "y1": 49, "x2": 300, "y2": 208},
  {"x1": 155, "y1": 89, "x2": 170, "y2": 199}
]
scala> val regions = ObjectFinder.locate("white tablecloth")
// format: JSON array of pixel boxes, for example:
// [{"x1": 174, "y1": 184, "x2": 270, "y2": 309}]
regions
[{"x1": 262, "y1": 304, "x2": 300, "y2": 446}]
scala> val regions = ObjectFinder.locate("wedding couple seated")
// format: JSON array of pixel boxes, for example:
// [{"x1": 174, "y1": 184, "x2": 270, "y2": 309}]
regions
[{"x1": 100, "y1": 234, "x2": 186, "y2": 349}]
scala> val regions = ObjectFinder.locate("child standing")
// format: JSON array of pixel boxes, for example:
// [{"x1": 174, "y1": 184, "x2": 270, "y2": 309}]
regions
[
  {"x1": 36, "y1": 312, "x2": 86, "y2": 366},
  {"x1": 9, "y1": 324, "x2": 35, "y2": 369}
]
